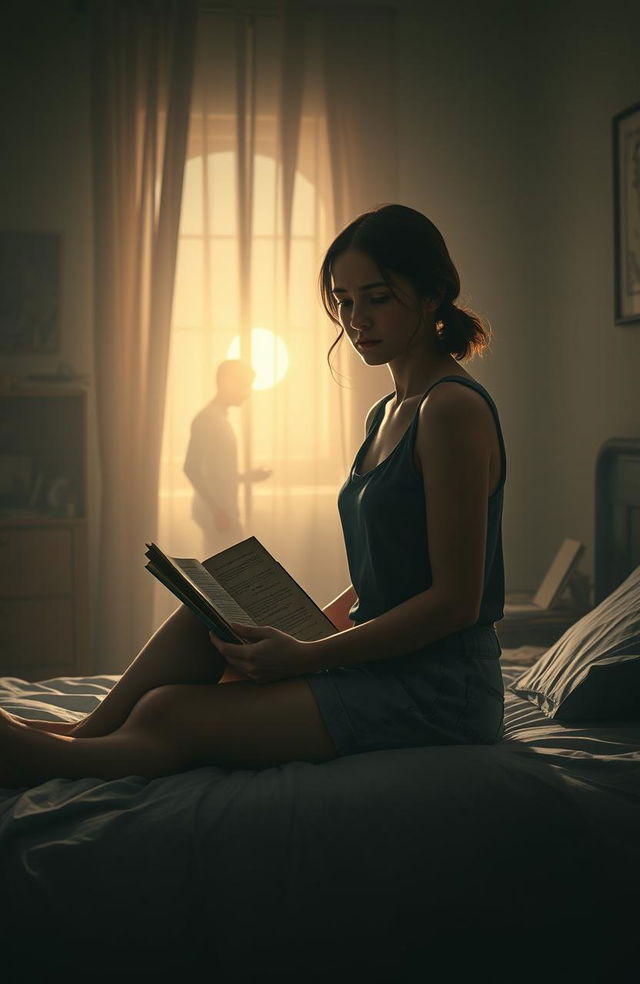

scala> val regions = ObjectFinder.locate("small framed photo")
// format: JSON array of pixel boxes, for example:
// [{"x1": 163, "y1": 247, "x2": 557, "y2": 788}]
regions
[
  {"x1": 613, "y1": 101, "x2": 640, "y2": 325},
  {"x1": 0, "y1": 230, "x2": 61, "y2": 352}
]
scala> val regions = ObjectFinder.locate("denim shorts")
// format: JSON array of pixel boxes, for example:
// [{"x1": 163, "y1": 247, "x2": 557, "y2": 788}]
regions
[{"x1": 305, "y1": 624, "x2": 505, "y2": 757}]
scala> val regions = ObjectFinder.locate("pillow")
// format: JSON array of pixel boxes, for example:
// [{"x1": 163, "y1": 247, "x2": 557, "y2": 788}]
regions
[{"x1": 509, "y1": 564, "x2": 640, "y2": 721}]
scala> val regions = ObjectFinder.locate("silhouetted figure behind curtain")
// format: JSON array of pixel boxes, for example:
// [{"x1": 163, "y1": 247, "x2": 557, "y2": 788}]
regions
[{"x1": 184, "y1": 360, "x2": 271, "y2": 558}]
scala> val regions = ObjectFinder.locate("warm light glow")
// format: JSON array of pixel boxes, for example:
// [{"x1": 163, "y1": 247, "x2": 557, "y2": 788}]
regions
[{"x1": 227, "y1": 327, "x2": 289, "y2": 391}]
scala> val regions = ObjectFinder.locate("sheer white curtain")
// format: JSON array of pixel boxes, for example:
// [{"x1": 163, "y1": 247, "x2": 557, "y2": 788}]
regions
[
  {"x1": 154, "y1": 1, "x2": 397, "y2": 628},
  {"x1": 321, "y1": 2, "x2": 399, "y2": 440},
  {"x1": 90, "y1": 0, "x2": 197, "y2": 671}
]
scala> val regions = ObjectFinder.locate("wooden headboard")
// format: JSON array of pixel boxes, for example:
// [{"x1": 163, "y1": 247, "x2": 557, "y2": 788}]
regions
[{"x1": 595, "y1": 438, "x2": 640, "y2": 604}]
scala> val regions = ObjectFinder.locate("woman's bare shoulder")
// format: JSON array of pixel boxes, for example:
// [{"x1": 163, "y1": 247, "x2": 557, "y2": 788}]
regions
[
  {"x1": 417, "y1": 378, "x2": 496, "y2": 452},
  {"x1": 419, "y1": 375, "x2": 489, "y2": 416}
]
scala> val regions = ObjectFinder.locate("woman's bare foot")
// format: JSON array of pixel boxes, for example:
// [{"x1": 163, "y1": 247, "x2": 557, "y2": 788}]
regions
[{"x1": 0, "y1": 708, "x2": 82, "y2": 788}]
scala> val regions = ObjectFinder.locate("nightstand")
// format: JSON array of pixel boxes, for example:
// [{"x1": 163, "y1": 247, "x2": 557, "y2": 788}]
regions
[{"x1": 496, "y1": 590, "x2": 591, "y2": 649}]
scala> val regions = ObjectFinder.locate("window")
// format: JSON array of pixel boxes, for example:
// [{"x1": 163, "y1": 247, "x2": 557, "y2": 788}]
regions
[{"x1": 158, "y1": 112, "x2": 343, "y2": 552}]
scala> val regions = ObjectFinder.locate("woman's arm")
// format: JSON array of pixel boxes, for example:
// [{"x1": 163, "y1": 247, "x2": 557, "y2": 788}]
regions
[
  {"x1": 307, "y1": 590, "x2": 474, "y2": 670},
  {"x1": 322, "y1": 584, "x2": 357, "y2": 631},
  {"x1": 305, "y1": 383, "x2": 495, "y2": 671}
]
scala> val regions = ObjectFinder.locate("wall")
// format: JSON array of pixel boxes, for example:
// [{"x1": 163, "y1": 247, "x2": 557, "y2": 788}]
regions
[
  {"x1": 522, "y1": 0, "x2": 640, "y2": 589},
  {"x1": 392, "y1": 0, "x2": 640, "y2": 592},
  {"x1": 392, "y1": 0, "x2": 545, "y2": 592}
]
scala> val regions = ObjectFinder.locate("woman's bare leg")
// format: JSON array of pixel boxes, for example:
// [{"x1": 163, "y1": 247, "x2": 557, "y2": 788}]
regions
[
  {"x1": 70, "y1": 604, "x2": 230, "y2": 738},
  {"x1": 14, "y1": 562, "x2": 242, "y2": 740},
  {"x1": 14, "y1": 602, "x2": 228, "y2": 739},
  {"x1": 0, "y1": 678, "x2": 337, "y2": 787},
  {"x1": 0, "y1": 705, "x2": 184, "y2": 786},
  {"x1": 18, "y1": 610, "x2": 244, "y2": 739}
]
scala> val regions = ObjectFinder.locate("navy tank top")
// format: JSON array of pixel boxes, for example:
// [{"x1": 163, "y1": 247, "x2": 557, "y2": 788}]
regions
[{"x1": 337, "y1": 375, "x2": 506, "y2": 631}]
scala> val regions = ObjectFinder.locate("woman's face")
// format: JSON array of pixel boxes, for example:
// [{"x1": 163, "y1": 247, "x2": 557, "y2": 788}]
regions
[{"x1": 330, "y1": 248, "x2": 436, "y2": 364}]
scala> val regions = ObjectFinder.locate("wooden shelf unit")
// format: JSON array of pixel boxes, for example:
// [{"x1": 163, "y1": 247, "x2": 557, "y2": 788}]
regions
[{"x1": 0, "y1": 385, "x2": 89, "y2": 679}]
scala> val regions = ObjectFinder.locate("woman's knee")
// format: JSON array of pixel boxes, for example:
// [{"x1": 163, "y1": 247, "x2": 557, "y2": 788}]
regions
[{"x1": 124, "y1": 683, "x2": 191, "y2": 734}]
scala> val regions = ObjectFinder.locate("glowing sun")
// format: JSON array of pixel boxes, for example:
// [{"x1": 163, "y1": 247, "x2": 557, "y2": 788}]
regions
[{"x1": 227, "y1": 328, "x2": 289, "y2": 391}]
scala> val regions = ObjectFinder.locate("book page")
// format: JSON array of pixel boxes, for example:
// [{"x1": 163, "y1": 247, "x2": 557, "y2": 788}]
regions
[
  {"x1": 204, "y1": 537, "x2": 337, "y2": 641},
  {"x1": 146, "y1": 541, "x2": 255, "y2": 643},
  {"x1": 170, "y1": 558, "x2": 256, "y2": 627},
  {"x1": 145, "y1": 562, "x2": 245, "y2": 641}
]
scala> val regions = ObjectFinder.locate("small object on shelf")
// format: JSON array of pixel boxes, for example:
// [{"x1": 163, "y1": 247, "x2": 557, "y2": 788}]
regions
[
  {"x1": 46, "y1": 475, "x2": 72, "y2": 515},
  {"x1": 28, "y1": 471, "x2": 44, "y2": 511}
]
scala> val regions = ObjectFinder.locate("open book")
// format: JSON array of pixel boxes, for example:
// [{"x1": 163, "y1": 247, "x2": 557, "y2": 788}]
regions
[{"x1": 145, "y1": 536, "x2": 338, "y2": 644}]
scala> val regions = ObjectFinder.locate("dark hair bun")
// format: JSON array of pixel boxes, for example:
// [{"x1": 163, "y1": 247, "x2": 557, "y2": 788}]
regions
[{"x1": 435, "y1": 301, "x2": 491, "y2": 362}]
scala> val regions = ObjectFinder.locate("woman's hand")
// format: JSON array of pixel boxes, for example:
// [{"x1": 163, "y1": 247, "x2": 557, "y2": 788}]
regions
[{"x1": 209, "y1": 622, "x2": 313, "y2": 684}]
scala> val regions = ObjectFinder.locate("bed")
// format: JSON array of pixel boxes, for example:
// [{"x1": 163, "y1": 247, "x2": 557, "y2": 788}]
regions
[{"x1": 1, "y1": 439, "x2": 640, "y2": 983}]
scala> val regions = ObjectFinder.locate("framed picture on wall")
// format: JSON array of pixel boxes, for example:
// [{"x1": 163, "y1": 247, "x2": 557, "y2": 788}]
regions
[
  {"x1": 613, "y1": 101, "x2": 640, "y2": 325},
  {"x1": 0, "y1": 230, "x2": 61, "y2": 352}
]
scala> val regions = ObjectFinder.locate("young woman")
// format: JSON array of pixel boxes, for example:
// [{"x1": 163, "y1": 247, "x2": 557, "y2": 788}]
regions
[{"x1": 1, "y1": 203, "x2": 506, "y2": 787}]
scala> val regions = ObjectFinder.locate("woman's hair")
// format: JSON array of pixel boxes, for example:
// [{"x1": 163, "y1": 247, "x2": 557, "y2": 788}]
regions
[{"x1": 319, "y1": 204, "x2": 491, "y2": 370}]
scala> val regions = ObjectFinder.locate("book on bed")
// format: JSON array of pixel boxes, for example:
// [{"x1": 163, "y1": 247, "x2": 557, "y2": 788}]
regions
[{"x1": 145, "y1": 537, "x2": 338, "y2": 645}]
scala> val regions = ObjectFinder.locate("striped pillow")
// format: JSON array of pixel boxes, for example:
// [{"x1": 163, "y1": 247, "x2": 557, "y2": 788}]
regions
[{"x1": 509, "y1": 565, "x2": 640, "y2": 721}]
